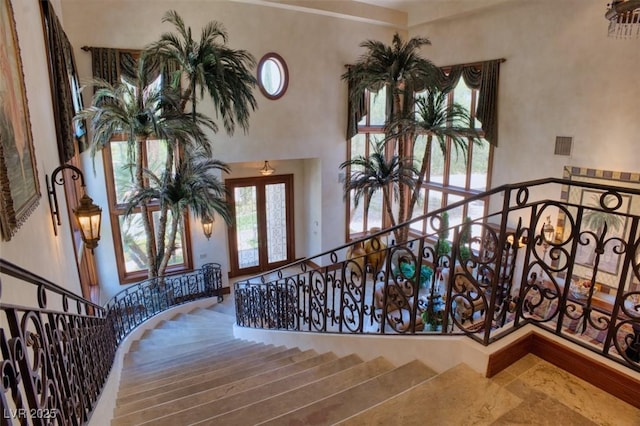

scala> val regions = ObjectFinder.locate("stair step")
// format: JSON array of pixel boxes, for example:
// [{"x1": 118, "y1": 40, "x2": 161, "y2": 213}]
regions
[
  {"x1": 112, "y1": 350, "x2": 332, "y2": 424},
  {"x1": 120, "y1": 341, "x2": 264, "y2": 383},
  {"x1": 183, "y1": 356, "x2": 395, "y2": 426},
  {"x1": 118, "y1": 346, "x2": 302, "y2": 399},
  {"x1": 123, "y1": 337, "x2": 239, "y2": 366},
  {"x1": 128, "y1": 331, "x2": 233, "y2": 352},
  {"x1": 261, "y1": 360, "x2": 437, "y2": 425},
  {"x1": 113, "y1": 351, "x2": 335, "y2": 421},
  {"x1": 121, "y1": 353, "x2": 363, "y2": 426},
  {"x1": 335, "y1": 364, "x2": 523, "y2": 425},
  {"x1": 117, "y1": 344, "x2": 287, "y2": 401},
  {"x1": 120, "y1": 343, "x2": 278, "y2": 393}
]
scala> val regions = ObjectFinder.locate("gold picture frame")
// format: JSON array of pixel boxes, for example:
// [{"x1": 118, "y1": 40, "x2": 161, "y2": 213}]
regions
[{"x1": 0, "y1": 0, "x2": 40, "y2": 241}]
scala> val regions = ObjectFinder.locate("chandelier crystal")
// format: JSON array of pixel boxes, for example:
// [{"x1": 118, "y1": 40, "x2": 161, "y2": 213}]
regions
[{"x1": 606, "y1": 0, "x2": 640, "y2": 39}]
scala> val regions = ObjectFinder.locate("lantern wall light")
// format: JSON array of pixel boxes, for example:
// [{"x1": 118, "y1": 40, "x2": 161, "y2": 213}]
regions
[
  {"x1": 202, "y1": 215, "x2": 214, "y2": 240},
  {"x1": 47, "y1": 164, "x2": 102, "y2": 251}
]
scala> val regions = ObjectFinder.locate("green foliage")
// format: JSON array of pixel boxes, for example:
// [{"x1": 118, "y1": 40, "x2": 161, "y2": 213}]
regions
[
  {"x1": 398, "y1": 262, "x2": 433, "y2": 289},
  {"x1": 76, "y1": 11, "x2": 257, "y2": 278},
  {"x1": 435, "y1": 211, "x2": 451, "y2": 257}
]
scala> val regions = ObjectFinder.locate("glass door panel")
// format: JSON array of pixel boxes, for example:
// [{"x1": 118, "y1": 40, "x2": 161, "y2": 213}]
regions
[
  {"x1": 266, "y1": 183, "x2": 287, "y2": 263},
  {"x1": 227, "y1": 175, "x2": 294, "y2": 277},
  {"x1": 234, "y1": 186, "x2": 260, "y2": 269}
]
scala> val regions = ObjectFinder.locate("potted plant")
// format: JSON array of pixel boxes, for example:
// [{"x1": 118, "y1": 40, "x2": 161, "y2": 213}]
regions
[
  {"x1": 421, "y1": 293, "x2": 444, "y2": 331},
  {"x1": 398, "y1": 261, "x2": 433, "y2": 289}
]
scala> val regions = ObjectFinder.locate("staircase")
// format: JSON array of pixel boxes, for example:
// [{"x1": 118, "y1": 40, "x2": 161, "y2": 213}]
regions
[{"x1": 108, "y1": 303, "x2": 640, "y2": 426}]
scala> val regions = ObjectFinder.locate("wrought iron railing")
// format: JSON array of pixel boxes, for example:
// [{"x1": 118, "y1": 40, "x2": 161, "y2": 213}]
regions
[
  {"x1": 234, "y1": 178, "x2": 640, "y2": 373},
  {"x1": 105, "y1": 262, "x2": 223, "y2": 344},
  {"x1": 0, "y1": 261, "x2": 222, "y2": 424}
]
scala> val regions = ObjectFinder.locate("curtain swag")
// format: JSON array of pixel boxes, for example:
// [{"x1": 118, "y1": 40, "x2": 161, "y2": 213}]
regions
[
  {"x1": 346, "y1": 58, "x2": 504, "y2": 147},
  {"x1": 82, "y1": 46, "x2": 171, "y2": 88},
  {"x1": 41, "y1": 0, "x2": 84, "y2": 162}
]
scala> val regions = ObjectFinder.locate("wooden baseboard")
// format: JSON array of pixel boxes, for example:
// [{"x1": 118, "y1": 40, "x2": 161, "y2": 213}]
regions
[
  {"x1": 486, "y1": 332, "x2": 534, "y2": 378},
  {"x1": 486, "y1": 330, "x2": 640, "y2": 409}
]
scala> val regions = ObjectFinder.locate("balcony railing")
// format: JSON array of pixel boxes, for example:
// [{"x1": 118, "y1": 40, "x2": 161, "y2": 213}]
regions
[
  {"x1": 0, "y1": 261, "x2": 222, "y2": 425},
  {"x1": 234, "y1": 178, "x2": 640, "y2": 373},
  {"x1": 105, "y1": 263, "x2": 223, "y2": 344}
]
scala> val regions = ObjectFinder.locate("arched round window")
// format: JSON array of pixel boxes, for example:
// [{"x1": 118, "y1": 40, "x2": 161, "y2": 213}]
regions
[{"x1": 257, "y1": 53, "x2": 288, "y2": 100}]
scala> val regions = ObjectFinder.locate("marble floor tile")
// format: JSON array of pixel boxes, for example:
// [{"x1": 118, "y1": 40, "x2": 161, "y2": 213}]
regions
[{"x1": 505, "y1": 359, "x2": 640, "y2": 426}]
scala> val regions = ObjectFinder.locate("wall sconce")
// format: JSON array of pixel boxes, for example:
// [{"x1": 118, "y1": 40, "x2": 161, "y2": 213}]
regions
[
  {"x1": 47, "y1": 164, "x2": 102, "y2": 251},
  {"x1": 541, "y1": 216, "x2": 555, "y2": 244},
  {"x1": 202, "y1": 215, "x2": 214, "y2": 240},
  {"x1": 259, "y1": 161, "x2": 275, "y2": 176}
]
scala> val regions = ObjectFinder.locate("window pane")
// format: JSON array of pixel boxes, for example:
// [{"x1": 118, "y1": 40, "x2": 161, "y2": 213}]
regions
[
  {"x1": 446, "y1": 194, "x2": 464, "y2": 229},
  {"x1": 468, "y1": 199, "x2": 485, "y2": 222},
  {"x1": 146, "y1": 140, "x2": 169, "y2": 178},
  {"x1": 349, "y1": 190, "x2": 365, "y2": 234},
  {"x1": 413, "y1": 134, "x2": 427, "y2": 174},
  {"x1": 410, "y1": 188, "x2": 426, "y2": 233},
  {"x1": 367, "y1": 190, "x2": 383, "y2": 231},
  {"x1": 152, "y1": 210, "x2": 184, "y2": 266},
  {"x1": 430, "y1": 138, "x2": 445, "y2": 185},
  {"x1": 369, "y1": 86, "x2": 386, "y2": 126},
  {"x1": 234, "y1": 186, "x2": 259, "y2": 269},
  {"x1": 110, "y1": 142, "x2": 136, "y2": 204},
  {"x1": 119, "y1": 213, "x2": 148, "y2": 273},
  {"x1": 350, "y1": 133, "x2": 366, "y2": 172},
  {"x1": 452, "y1": 79, "x2": 472, "y2": 128},
  {"x1": 449, "y1": 140, "x2": 468, "y2": 189},
  {"x1": 426, "y1": 190, "x2": 443, "y2": 235},
  {"x1": 470, "y1": 139, "x2": 490, "y2": 191},
  {"x1": 266, "y1": 183, "x2": 287, "y2": 263}
]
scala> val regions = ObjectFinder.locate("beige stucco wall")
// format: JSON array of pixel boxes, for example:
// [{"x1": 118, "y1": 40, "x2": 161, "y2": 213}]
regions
[
  {"x1": 411, "y1": 0, "x2": 640, "y2": 187},
  {"x1": 0, "y1": 0, "x2": 83, "y2": 308},
  {"x1": 3, "y1": 0, "x2": 638, "y2": 306},
  {"x1": 58, "y1": 0, "x2": 397, "y2": 301}
]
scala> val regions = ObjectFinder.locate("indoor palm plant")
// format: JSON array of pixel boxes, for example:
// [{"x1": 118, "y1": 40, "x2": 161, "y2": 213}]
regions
[
  {"x1": 78, "y1": 11, "x2": 257, "y2": 279},
  {"x1": 342, "y1": 33, "x2": 480, "y2": 243}
]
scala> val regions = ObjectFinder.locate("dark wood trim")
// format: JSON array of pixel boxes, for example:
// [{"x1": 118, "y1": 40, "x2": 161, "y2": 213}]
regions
[
  {"x1": 486, "y1": 332, "x2": 534, "y2": 378},
  {"x1": 486, "y1": 330, "x2": 640, "y2": 409},
  {"x1": 226, "y1": 174, "x2": 296, "y2": 278}
]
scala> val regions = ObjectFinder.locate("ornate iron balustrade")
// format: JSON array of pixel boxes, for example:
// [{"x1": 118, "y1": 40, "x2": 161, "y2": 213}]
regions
[
  {"x1": 0, "y1": 261, "x2": 222, "y2": 425},
  {"x1": 105, "y1": 262, "x2": 223, "y2": 345},
  {"x1": 234, "y1": 178, "x2": 640, "y2": 373},
  {"x1": 0, "y1": 260, "x2": 114, "y2": 425}
]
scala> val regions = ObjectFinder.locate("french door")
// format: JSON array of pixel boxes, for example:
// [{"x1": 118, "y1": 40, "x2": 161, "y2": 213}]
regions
[{"x1": 227, "y1": 174, "x2": 295, "y2": 277}]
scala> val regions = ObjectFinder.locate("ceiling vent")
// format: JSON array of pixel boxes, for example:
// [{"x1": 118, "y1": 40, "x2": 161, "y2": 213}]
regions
[{"x1": 554, "y1": 136, "x2": 573, "y2": 156}]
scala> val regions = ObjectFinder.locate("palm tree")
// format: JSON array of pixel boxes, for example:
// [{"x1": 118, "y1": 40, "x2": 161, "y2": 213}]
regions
[
  {"x1": 77, "y1": 56, "x2": 216, "y2": 278},
  {"x1": 146, "y1": 10, "x2": 257, "y2": 133},
  {"x1": 390, "y1": 90, "x2": 480, "y2": 242},
  {"x1": 340, "y1": 139, "x2": 418, "y2": 243},
  {"x1": 125, "y1": 154, "x2": 231, "y2": 275},
  {"x1": 342, "y1": 33, "x2": 436, "y2": 242},
  {"x1": 79, "y1": 12, "x2": 257, "y2": 278}
]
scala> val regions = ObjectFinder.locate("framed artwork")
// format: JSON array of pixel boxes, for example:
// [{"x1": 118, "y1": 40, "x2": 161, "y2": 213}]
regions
[
  {"x1": 0, "y1": 0, "x2": 40, "y2": 241},
  {"x1": 558, "y1": 166, "x2": 640, "y2": 289},
  {"x1": 574, "y1": 188, "x2": 630, "y2": 275}
]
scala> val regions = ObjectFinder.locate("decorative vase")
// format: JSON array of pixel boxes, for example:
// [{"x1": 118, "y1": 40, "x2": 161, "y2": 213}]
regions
[
  {"x1": 346, "y1": 242, "x2": 367, "y2": 275},
  {"x1": 364, "y1": 228, "x2": 387, "y2": 274}
]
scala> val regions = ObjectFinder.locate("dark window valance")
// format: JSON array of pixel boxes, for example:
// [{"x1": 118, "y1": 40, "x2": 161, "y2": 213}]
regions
[
  {"x1": 435, "y1": 59, "x2": 502, "y2": 147},
  {"x1": 346, "y1": 58, "x2": 503, "y2": 147},
  {"x1": 82, "y1": 46, "x2": 170, "y2": 88},
  {"x1": 345, "y1": 67, "x2": 367, "y2": 141},
  {"x1": 41, "y1": 0, "x2": 84, "y2": 163}
]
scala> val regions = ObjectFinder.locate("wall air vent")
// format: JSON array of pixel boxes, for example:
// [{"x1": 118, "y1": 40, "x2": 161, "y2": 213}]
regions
[{"x1": 554, "y1": 136, "x2": 573, "y2": 156}]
